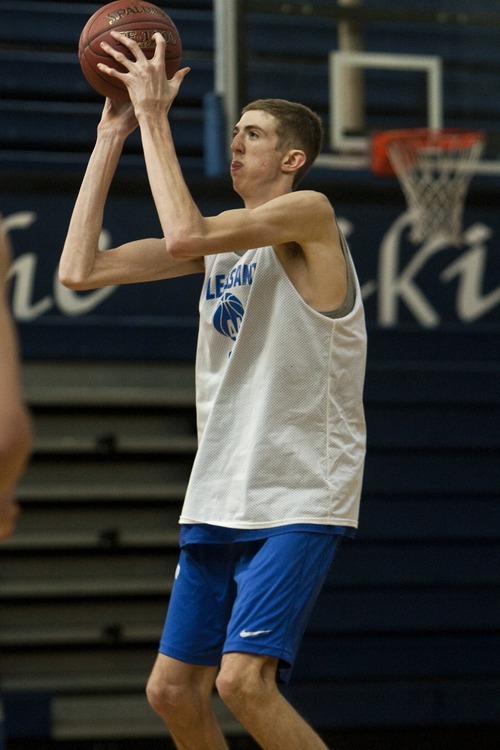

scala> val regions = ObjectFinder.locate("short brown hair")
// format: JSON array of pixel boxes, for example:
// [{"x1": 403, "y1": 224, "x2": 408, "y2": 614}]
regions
[{"x1": 241, "y1": 98, "x2": 324, "y2": 187}]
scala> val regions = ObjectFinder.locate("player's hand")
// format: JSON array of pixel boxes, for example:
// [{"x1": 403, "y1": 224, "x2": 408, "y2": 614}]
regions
[{"x1": 98, "y1": 31, "x2": 189, "y2": 116}]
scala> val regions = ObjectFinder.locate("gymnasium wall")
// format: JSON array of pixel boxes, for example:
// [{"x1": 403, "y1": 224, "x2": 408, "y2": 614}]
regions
[{"x1": 1, "y1": 0, "x2": 500, "y2": 360}]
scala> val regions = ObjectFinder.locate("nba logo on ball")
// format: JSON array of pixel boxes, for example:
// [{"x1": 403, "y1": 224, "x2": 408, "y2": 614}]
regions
[{"x1": 213, "y1": 293, "x2": 245, "y2": 341}]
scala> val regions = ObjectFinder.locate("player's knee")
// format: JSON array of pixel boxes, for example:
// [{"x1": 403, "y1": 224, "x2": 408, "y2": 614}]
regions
[
  {"x1": 146, "y1": 673, "x2": 191, "y2": 720},
  {"x1": 145, "y1": 673, "x2": 170, "y2": 716},
  {"x1": 216, "y1": 655, "x2": 274, "y2": 714},
  {"x1": 216, "y1": 668, "x2": 251, "y2": 712}
]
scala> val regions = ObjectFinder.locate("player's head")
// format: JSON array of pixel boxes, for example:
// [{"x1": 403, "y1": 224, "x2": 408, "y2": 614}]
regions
[{"x1": 241, "y1": 99, "x2": 323, "y2": 187}]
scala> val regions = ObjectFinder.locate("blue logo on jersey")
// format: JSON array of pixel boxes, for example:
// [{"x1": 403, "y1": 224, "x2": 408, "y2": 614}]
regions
[
  {"x1": 206, "y1": 260, "x2": 257, "y2": 343},
  {"x1": 213, "y1": 292, "x2": 245, "y2": 340}
]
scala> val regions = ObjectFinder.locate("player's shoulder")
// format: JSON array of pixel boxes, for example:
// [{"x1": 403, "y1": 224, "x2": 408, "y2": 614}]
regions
[
  {"x1": 285, "y1": 189, "x2": 334, "y2": 214},
  {"x1": 284, "y1": 190, "x2": 336, "y2": 231}
]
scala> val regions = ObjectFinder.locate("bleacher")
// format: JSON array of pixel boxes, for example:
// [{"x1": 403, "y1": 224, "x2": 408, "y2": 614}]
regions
[
  {"x1": 0, "y1": 1, "x2": 499, "y2": 748},
  {"x1": 3, "y1": 0, "x2": 500, "y2": 176},
  {"x1": 0, "y1": 0, "x2": 214, "y2": 175},
  {"x1": 2, "y1": 362, "x2": 245, "y2": 743},
  {"x1": 287, "y1": 331, "x2": 500, "y2": 733}
]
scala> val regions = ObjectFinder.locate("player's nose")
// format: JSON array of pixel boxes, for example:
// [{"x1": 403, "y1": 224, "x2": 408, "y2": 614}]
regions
[{"x1": 231, "y1": 132, "x2": 244, "y2": 153}]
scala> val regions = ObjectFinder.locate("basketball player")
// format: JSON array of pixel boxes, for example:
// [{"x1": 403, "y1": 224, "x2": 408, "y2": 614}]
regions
[
  {"x1": 0, "y1": 218, "x2": 32, "y2": 541},
  {"x1": 60, "y1": 32, "x2": 367, "y2": 750}
]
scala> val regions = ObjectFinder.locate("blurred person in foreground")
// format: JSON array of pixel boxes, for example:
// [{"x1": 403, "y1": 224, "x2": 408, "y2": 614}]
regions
[{"x1": 0, "y1": 217, "x2": 32, "y2": 540}]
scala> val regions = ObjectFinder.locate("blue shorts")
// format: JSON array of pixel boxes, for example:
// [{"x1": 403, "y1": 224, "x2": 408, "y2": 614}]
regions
[{"x1": 158, "y1": 532, "x2": 342, "y2": 683}]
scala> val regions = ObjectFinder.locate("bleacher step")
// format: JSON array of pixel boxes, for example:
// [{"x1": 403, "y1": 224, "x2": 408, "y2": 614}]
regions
[
  {"x1": 22, "y1": 362, "x2": 195, "y2": 407},
  {"x1": 52, "y1": 693, "x2": 244, "y2": 741}
]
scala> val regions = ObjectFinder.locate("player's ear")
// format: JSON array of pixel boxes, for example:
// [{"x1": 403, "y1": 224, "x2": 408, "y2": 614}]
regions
[{"x1": 281, "y1": 149, "x2": 306, "y2": 175}]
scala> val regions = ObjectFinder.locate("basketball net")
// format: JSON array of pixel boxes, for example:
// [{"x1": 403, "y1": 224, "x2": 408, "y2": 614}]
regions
[{"x1": 372, "y1": 129, "x2": 485, "y2": 245}]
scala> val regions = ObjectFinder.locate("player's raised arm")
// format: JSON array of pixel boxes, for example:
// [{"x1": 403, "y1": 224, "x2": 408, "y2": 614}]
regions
[{"x1": 59, "y1": 95, "x2": 204, "y2": 291}]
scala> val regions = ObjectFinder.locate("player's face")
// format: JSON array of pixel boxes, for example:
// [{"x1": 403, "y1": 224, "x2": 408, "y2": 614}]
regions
[{"x1": 230, "y1": 110, "x2": 287, "y2": 200}]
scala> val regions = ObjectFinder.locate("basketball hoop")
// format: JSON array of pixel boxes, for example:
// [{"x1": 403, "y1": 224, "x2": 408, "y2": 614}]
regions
[{"x1": 371, "y1": 128, "x2": 485, "y2": 245}]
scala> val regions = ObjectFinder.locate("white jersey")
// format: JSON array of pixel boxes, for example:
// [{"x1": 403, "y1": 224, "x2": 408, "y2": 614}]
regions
[{"x1": 179, "y1": 240, "x2": 367, "y2": 531}]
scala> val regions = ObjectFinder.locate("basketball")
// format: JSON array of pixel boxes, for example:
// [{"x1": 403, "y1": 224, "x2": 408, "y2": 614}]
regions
[{"x1": 78, "y1": 1, "x2": 182, "y2": 101}]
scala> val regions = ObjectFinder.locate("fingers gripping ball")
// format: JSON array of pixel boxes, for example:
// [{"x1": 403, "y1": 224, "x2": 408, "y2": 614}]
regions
[{"x1": 78, "y1": 1, "x2": 182, "y2": 101}]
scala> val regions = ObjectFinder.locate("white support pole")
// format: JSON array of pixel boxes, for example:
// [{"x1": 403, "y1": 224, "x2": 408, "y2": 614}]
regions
[
  {"x1": 214, "y1": 0, "x2": 240, "y2": 144},
  {"x1": 204, "y1": 0, "x2": 240, "y2": 174},
  {"x1": 337, "y1": 0, "x2": 365, "y2": 137}
]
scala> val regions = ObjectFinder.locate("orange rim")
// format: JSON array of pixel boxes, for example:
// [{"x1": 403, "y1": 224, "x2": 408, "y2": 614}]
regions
[{"x1": 371, "y1": 128, "x2": 485, "y2": 176}]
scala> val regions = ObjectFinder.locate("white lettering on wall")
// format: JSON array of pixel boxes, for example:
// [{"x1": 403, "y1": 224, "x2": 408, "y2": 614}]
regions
[
  {"x1": 440, "y1": 224, "x2": 500, "y2": 322},
  {"x1": 5, "y1": 211, "x2": 116, "y2": 320}
]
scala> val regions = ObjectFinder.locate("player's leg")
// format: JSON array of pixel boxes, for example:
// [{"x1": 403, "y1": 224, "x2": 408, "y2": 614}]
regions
[
  {"x1": 216, "y1": 532, "x2": 342, "y2": 749},
  {"x1": 146, "y1": 653, "x2": 229, "y2": 750},
  {"x1": 216, "y1": 652, "x2": 329, "y2": 750},
  {"x1": 146, "y1": 544, "x2": 237, "y2": 748}
]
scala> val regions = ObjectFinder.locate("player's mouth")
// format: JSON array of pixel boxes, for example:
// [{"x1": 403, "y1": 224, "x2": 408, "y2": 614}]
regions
[{"x1": 230, "y1": 160, "x2": 243, "y2": 172}]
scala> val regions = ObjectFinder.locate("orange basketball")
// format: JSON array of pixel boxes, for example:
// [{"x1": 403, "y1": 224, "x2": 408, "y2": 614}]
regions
[{"x1": 78, "y1": 1, "x2": 182, "y2": 101}]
